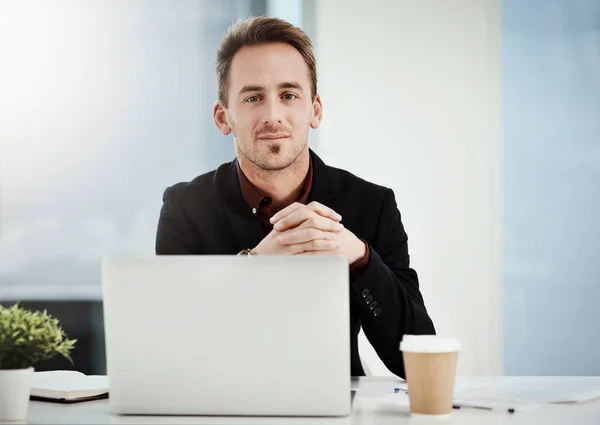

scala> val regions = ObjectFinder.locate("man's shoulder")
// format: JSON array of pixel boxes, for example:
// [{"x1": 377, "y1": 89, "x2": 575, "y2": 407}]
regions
[
  {"x1": 161, "y1": 171, "x2": 214, "y2": 204},
  {"x1": 325, "y1": 163, "x2": 390, "y2": 198},
  {"x1": 162, "y1": 160, "x2": 233, "y2": 203}
]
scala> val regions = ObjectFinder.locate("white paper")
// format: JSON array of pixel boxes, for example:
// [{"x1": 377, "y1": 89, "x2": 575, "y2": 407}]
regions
[
  {"x1": 355, "y1": 382, "x2": 410, "y2": 406},
  {"x1": 355, "y1": 377, "x2": 600, "y2": 413},
  {"x1": 454, "y1": 377, "x2": 600, "y2": 404}
]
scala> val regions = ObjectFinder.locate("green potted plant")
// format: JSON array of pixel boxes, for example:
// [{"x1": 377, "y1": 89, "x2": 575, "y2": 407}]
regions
[{"x1": 0, "y1": 303, "x2": 76, "y2": 421}]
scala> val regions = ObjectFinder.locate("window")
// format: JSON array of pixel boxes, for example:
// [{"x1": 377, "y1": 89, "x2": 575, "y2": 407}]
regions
[
  {"x1": 503, "y1": 0, "x2": 600, "y2": 375},
  {"x1": 0, "y1": 0, "x2": 266, "y2": 301}
]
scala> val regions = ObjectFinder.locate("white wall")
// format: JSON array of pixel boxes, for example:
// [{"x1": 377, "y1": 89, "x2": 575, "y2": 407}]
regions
[{"x1": 313, "y1": 0, "x2": 502, "y2": 376}]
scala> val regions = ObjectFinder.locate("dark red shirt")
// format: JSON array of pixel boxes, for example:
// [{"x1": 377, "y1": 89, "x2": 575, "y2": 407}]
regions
[
  {"x1": 237, "y1": 159, "x2": 313, "y2": 235},
  {"x1": 236, "y1": 158, "x2": 370, "y2": 276}
]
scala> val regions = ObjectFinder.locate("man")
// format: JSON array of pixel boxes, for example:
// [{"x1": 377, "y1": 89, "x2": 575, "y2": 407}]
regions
[{"x1": 155, "y1": 16, "x2": 435, "y2": 378}]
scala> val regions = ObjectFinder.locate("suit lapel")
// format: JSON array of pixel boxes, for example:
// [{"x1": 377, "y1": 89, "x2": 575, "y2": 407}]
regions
[
  {"x1": 307, "y1": 149, "x2": 340, "y2": 210},
  {"x1": 214, "y1": 159, "x2": 263, "y2": 252}
]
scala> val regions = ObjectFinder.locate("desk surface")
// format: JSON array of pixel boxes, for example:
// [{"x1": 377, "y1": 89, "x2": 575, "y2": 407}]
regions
[{"x1": 25, "y1": 377, "x2": 600, "y2": 425}]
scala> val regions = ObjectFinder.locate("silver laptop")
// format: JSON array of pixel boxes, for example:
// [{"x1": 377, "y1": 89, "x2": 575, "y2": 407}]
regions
[{"x1": 101, "y1": 255, "x2": 351, "y2": 417}]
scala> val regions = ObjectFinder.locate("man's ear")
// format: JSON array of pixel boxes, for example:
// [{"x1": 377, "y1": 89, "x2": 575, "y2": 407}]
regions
[
  {"x1": 213, "y1": 101, "x2": 232, "y2": 135},
  {"x1": 310, "y1": 94, "x2": 323, "y2": 129}
]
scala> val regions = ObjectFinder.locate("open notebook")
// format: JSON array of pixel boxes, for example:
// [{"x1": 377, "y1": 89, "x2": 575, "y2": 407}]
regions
[{"x1": 30, "y1": 370, "x2": 109, "y2": 403}]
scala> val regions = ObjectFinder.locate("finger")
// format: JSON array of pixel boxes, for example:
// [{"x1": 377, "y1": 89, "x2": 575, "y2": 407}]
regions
[
  {"x1": 297, "y1": 215, "x2": 344, "y2": 233},
  {"x1": 306, "y1": 201, "x2": 342, "y2": 222},
  {"x1": 277, "y1": 227, "x2": 335, "y2": 246},
  {"x1": 275, "y1": 210, "x2": 344, "y2": 233},
  {"x1": 273, "y1": 207, "x2": 314, "y2": 231},
  {"x1": 271, "y1": 201, "x2": 341, "y2": 225},
  {"x1": 286, "y1": 238, "x2": 339, "y2": 254},
  {"x1": 296, "y1": 249, "x2": 340, "y2": 256},
  {"x1": 296, "y1": 250, "x2": 325, "y2": 255},
  {"x1": 269, "y1": 202, "x2": 305, "y2": 224}
]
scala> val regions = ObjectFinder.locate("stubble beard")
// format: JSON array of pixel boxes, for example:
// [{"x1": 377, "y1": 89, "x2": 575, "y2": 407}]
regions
[{"x1": 234, "y1": 130, "x2": 308, "y2": 172}]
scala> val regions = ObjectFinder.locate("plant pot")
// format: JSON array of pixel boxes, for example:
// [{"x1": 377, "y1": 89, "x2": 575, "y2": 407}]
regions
[{"x1": 0, "y1": 367, "x2": 34, "y2": 421}]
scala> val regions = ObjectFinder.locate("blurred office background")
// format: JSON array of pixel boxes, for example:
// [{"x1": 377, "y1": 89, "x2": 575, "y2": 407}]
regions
[
  {"x1": 0, "y1": 0, "x2": 598, "y2": 376},
  {"x1": 502, "y1": 0, "x2": 600, "y2": 376}
]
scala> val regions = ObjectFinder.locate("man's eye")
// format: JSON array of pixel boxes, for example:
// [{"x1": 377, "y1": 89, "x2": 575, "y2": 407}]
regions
[
  {"x1": 282, "y1": 93, "x2": 297, "y2": 100},
  {"x1": 246, "y1": 96, "x2": 260, "y2": 103}
]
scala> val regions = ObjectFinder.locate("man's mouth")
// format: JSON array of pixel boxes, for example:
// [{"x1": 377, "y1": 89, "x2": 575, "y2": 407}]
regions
[{"x1": 257, "y1": 134, "x2": 290, "y2": 140}]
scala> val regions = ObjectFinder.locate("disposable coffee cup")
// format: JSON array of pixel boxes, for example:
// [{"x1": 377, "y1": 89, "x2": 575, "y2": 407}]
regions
[{"x1": 400, "y1": 335, "x2": 461, "y2": 418}]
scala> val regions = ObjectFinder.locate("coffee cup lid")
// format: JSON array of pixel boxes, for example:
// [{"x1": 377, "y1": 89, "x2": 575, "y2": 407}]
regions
[{"x1": 400, "y1": 335, "x2": 461, "y2": 353}]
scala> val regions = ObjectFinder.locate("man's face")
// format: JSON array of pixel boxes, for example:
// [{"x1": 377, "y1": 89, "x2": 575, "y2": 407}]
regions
[{"x1": 214, "y1": 43, "x2": 322, "y2": 171}]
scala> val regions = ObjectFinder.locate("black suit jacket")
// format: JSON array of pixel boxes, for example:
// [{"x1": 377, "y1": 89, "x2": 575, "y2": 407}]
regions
[{"x1": 155, "y1": 150, "x2": 435, "y2": 378}]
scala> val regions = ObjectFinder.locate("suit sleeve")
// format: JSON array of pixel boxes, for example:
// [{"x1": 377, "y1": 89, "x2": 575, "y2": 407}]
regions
[
  {"x1": 155, "y1": 186, "x2": 199, "y2": 255},
  {"x1": 351, "y1": 188, "x2": 435, "y2": 378}
]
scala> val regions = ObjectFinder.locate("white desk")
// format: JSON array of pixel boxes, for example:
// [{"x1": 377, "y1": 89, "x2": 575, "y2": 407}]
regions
[{"x1": 24, "y1": 377, "x2": 600, "y2": 425}]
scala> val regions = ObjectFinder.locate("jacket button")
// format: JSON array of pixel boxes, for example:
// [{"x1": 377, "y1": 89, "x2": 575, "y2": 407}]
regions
[
  {"x1": 365, "y1": 295, "x2": 374, "y2": 303},
  {"x1": 361, "y1": 289, "x2": 371, "y2": 298},
  {"x1": 369, "y1": 301, "x2": 379, "y2": 310},
  {"x1": 373, "y1": 308, "x2": 382, "y2": 317}
]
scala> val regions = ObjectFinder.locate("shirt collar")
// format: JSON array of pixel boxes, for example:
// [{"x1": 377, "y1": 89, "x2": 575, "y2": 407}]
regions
[{"x1": 237, "y1": 156, "x2": 313, "y2": 212}]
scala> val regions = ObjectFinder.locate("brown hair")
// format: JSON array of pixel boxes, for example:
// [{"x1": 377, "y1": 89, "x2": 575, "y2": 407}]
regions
[{"x1": 216, "y1": 16, "x2": 317, "y2": 107}]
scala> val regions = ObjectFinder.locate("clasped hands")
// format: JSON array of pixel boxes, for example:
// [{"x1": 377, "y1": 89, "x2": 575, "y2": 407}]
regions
[{"x1": 252, "y1": 201, "x2": 366, "y2": 264}]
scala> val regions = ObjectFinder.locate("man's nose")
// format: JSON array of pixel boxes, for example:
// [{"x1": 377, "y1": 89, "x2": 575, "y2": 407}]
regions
[{"x1": 263, "y1": 98, "x2": 283, "y2": 126}]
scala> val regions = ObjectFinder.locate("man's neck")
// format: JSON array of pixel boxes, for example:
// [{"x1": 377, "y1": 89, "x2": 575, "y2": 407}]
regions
[{"x1": 237, "y1": 150, "x2": 310, "y2": 212}]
